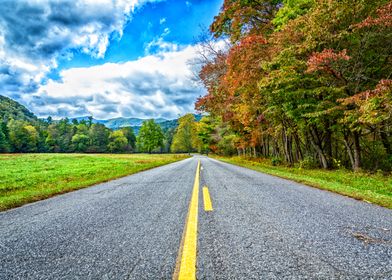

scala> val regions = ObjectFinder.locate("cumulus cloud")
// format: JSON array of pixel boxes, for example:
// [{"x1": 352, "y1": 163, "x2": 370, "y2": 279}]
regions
[
  {"x1": 145, "y1": 37, "x2": 178, "y2": 55},
  {"x1": 0, "y1": 0, "x2": 206, "y2": 119},
  {"x1": 0, "y1": 0, "x2": 154, "y2": 97},
  {"x1": 30, "y1": 45, "x2": 205, "y2": 119},
  {"x1": 144, "y1": 26, "x2": 173, "y2": 55}
]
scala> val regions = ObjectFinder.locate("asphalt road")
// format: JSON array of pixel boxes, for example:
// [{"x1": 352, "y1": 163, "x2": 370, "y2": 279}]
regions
[{"x1": 1, "y1": 156, "x2": 392, "y2": 279}]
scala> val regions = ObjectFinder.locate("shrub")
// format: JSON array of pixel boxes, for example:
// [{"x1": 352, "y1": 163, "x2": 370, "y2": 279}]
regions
[
  {"x1": 271, "y1": 156, "x2": 283, "y2": 166},
  {"x1": 299, "y1": 156, "x2": 318, "y2": 169}
]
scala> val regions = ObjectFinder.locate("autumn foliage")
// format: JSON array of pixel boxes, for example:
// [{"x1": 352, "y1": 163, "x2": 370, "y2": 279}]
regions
[
  {"x1": 196, "y1": 0, "x2": 392, "y2": 171},
  {"x1": 354, "y1": 2, "x2": 392, "y2": 28},
  {"x1": 306, "y1": 49, "x2": 350, "y2": 75}
]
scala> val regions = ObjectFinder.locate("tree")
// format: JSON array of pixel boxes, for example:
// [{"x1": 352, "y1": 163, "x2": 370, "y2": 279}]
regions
[
  {"x1": 45, "y1": 124, "x2": 60, "y2": 152},
  {"x1": 107, "y1": 130, "x2": 128, "y2": 153},
  {"x1": 196, "y1": 116, "x2": 215, "y2": 154},
  {"x1": 23, "y1": 125, "x2": 39, "y2": 152},
  {"x1": 163, "y1": 127, "x2": 175, "y2": 153},
  {"x1": 70, "y1": 123, "x2": 90, "y2": 152},
  {"x1": 171, "y1": 114, "x2": 199, "y2": 153},
  {"x1": 272, "y1": 0, "x2": 314, "y2": 31},
  {"x1": 7, "y1": 120, "x2": 38, "y2": 152},
  {"x1": 121, "y1": 127, "x2": 136, "y2": 151},
  {"x1": 196, "y1": 0, "x2": 392, "y2": 171},
  {"x1": 211, "y1": 0, "x2": 281, "y2": 43},
  {"x1": 0, "y1": 121, "x2": 9, "y2": 152},
  {"x1": 136, "y1": 119, "x2": 164, "y2": 153},
  {"x1": 71, "y1": 134, "x2": 90, "y2": 152},
  {"x1": 87, "y1": 116, "x2": 93, "y2": 128},
  {"x1": 88, "y1": 123, "x2": 110, "y2": 153},
  {"x1": 341, "y1": 79, "x2": 392, "y2": 158},
  {"x1": 56, "y1": 118, "x2": 74, "y2": 152},
  {"x1": 46, "y1": 116, "x2": 53, "y2": 124}
]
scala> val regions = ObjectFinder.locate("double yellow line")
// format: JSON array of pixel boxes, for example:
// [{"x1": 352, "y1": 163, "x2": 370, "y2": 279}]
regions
[{"x1": 173, "y1": 160, "x2": 213, "y2": 280}]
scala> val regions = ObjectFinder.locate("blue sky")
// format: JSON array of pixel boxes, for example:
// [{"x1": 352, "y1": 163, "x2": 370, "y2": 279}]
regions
[
  {"x1": 0, "y1": 0, "x2": 223, "y2": 119},
  {"x1": 60, "y1": 0, "x2": 221, "y2": 68}
]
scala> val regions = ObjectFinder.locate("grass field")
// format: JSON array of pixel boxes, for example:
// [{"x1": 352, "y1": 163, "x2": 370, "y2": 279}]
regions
[
  {"x1": 215, "y1": 156, "x2": 392, "y2": 209},
  {"x1": 0, "y1": 153, "x2": 189, "y2": 211}
]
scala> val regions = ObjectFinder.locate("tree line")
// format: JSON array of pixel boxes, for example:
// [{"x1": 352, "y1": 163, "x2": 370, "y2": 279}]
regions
[
  {"x1": 0, "y1": 91, "x2": 205, "y2": 155},
  {"x1": 0, "y1": 116, "x2": 174, "y2": 154},
  {"x1": 195, "y1": 0, "x2": 392, "y2": 171}
]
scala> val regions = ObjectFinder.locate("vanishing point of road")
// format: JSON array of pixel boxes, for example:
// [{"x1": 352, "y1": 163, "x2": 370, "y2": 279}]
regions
[{"x1": 1, "y1": 156, "x2": 392, "y2": 279}]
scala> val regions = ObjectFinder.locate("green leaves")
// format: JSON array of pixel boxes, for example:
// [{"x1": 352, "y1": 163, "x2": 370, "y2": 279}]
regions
[
  {"x1": 272, "y1": 0, "x2": 314, "y2": 31},
  {"x1": 107, "y1": 130, "x2": 128, "y2": 153},
  {"x1": 136, "y1": 119, "x2": 164, "y2": 153},
  {"x1": 171, "y1": 114, "x2": 199, "y2": 153}
]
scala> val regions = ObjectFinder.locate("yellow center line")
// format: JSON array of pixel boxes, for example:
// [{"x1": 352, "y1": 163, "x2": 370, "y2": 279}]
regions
[
  {"x1": 174, "y1": 160, "x2": 200, "y2": 280},
  {"x1": 202, "y1": 186, "x2": 213, "y2": 212}
]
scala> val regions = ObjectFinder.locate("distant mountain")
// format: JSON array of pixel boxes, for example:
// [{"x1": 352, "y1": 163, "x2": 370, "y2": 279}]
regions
[
  {"x1": 0, "y1": 95, "x2": 202, "y2": 135},
  {"x1": 70, "y1": 115, "x2": 199, "y2": 134},
  {"x1": 71, "y1": 116, "x2": 179, "y2": 130},
  {"x1": 70, "y1": 114, "x2": 202, "y2": 134},
  {"x1": 129, "y1": 118, "x2": 179, "y2": 135},
  {"x1": 0, "y1": 95, "x2": 38, "y2": 123}
]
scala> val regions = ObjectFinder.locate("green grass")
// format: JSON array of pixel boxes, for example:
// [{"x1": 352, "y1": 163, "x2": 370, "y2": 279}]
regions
[
  {"x1": 214, "y1": 156, "x2": 392, "y2": 209},
  {"x1": 0, "y1": 153, "x2": 189, "y2": 211}
]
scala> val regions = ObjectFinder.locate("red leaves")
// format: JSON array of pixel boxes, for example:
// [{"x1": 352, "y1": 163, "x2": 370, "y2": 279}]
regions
[
  {"x1": 339, "y1": 79, "x2": 392, "y2": 126},
  {"x1": 354, "y1": 2, "x2": 392, "y2": 29},
  {"x1": 223, "y1": 111, "x2": 234, "y2": 122},
  {"x1": 240, "y1": 35, "x2": 268, "y2": 47},
  {"x1": 306, "y1": 49, "x2": 350, "y2": 82},
  {"x1": 195, "y1": 95, "x2": 209, "y2": 112},
  {"x1": 226, "y1": 34, "x2": 267, "y2": 87},
  {"x1": 228, "y1": 35, "x2": 267, "y2": 67},
  {"x1": 307, "y1": 49, "x2": 350, "y2": 74},
  {"x1": 341, "y1": 79, "x2": 392, "y2": 105}
]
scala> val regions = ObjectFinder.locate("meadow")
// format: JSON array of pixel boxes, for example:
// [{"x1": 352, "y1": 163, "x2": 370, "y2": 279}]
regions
[
  {"x1": 216, "y1": 156, "x2": 392, "y2": 209},
  {"x1": 0, "y1": 153, "x2": 188, "y2": 211}
]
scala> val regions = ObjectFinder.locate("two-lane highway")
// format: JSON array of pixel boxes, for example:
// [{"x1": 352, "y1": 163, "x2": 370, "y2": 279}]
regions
[{"x1": 1, "y1": 156, "x2": 392, "y2": 279}]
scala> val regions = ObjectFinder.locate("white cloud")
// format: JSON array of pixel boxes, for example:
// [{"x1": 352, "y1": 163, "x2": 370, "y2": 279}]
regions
[
  {"x1": 145, "y1": 37, "x2": 178, "y2": 55},
  {"x1": 31, "y1": 45, "x2": 205, "y2": 119},
  {"x1": 0, "y1": 0, "x2": 159, "y2": 96},
  {"x1": 144, "y1": 26, "x2": 174, "y2": 55}
]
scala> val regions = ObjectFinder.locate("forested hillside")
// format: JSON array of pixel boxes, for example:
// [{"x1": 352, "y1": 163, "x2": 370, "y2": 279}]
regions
[
  {"x1": 195, "y1": 0, "x2": 392, "y2": 172},
  {"x1": 0, "y1": 95, "x2": 37, "y2": 123}
]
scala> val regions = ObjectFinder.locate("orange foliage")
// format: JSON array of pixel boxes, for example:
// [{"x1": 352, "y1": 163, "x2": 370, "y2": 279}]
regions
[
  {"x1": 340, "y1": 80, "x2": 392, "y2": 105},
  {"x1": 354, "y1": 2, "x2": 392, "y2": 28},
  {"x1": 306, "y1": 49, "x2": 350, "y2": 73}
]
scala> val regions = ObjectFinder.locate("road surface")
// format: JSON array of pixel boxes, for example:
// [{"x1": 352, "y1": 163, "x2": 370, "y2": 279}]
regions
[{"x1": 1, "y1": 156, "x2": 392, "y2": 279}]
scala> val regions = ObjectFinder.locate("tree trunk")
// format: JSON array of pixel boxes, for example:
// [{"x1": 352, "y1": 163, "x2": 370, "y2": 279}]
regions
[
  {"x1": 343, "y1": 135, "x2": 355, "y2": 170},
  {"x1": 324, "y1": 127, "x2": 333, "y2": 164},
  {"x1": 294, "y1": 133, "x2": 303, "y2": 162},
  {"x1": 282, "y1": 129, "x2": 294, "y2": 165},
  {"x1": 309, "y1": 130, "x2": 328, "y2": 169},
  {"x1": 352, "y1": 131, "x2": 361, "y2": 172},
  {"x1": 266, "y1": 136, "x2": 270, "y2": 157},
  {"x1": 380, "y1": 128, "x2": 391, "y2": 155},
  {"x1": 273, "y1": 139, "x2": 279, "y2": 157}
]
